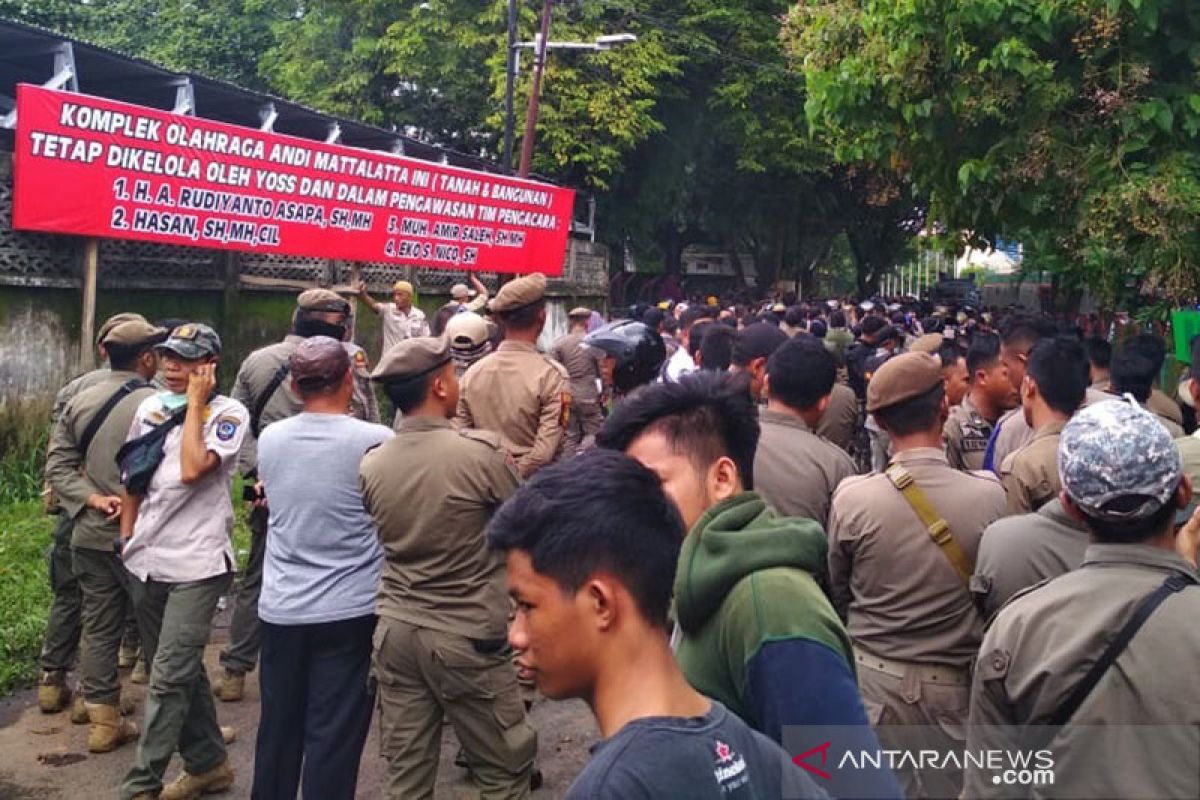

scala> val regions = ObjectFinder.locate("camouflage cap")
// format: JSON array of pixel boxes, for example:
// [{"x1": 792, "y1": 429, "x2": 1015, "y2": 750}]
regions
[
  {"x1": 1059, "y1": 397, "x2": 1182, "y2": 522},
  {"x1": 156, "y1": 322, "x2": 221, "y2": 359},
  {"x1": 296, "y1": 288, "x2": 350, "y2": 313}
]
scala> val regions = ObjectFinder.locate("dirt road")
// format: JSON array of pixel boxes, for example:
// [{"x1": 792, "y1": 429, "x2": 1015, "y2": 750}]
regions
[{"x1": 0, "y1": 605, "x2": 598, "y2": 799}]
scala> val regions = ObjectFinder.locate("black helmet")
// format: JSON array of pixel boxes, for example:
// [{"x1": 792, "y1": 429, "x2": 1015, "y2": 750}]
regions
[{"x1": 584, "y1": 320, "x2": 666, "y2": 395}]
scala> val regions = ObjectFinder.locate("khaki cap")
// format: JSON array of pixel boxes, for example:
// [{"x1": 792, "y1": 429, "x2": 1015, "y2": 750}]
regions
[
  {"x1": 445, "y1": 312, "x2": 490, "y2": 349},
  {"x1": 297, "y1": 288, "x2": 350, "y2": 312},
  {"x1": 909, "y1": 333, "x2": 944, "y2": 355},
  {"x1": 568, "y1": 306, "x2": 592, "y2": 318},
  {"x1": 371, "y1": 336, "x2": 452, "y2": 382},
  {"x1": 489, "y1": 273, "x2": 547, "y2": 313},
  {"x1": 450, "y1": 282, "x2": 474, "y2": 300},
  {"x1": 97, "y1": 312, "x2": 148, "y2": 346},
  {"x1": 393, "y1": 280, "x2": 414, "y2": 294},
  {"x1": 102, "y1": 319, "x2": 167, "y2": 348},
  {"x1": 867, "y1": 352, "x2": 943, "y2": 413}
]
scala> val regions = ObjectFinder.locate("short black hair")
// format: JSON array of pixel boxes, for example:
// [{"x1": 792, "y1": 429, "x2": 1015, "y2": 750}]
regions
[
  {"x1": 1026, "y1": 336, "x2": 1089, "y2": 415},
  {"x1": 487, "y1": 449, "x2": 684, "y2": 630},
  {"x1": 687, "y1": 320, "x2": 713, "y2": 359},
  {"x1": 966, "y1": 333, "x2": 1001, "y2": 377},
  {"x1": 698, "y1": 324, "x2": 736, "y2": 372},
  {"x1": 767, "y1": 338, "x2": 835, "y2": 411},
  {"x1": 383, "y1": 374, "x2": 432, "y2": 415},
  {"x1": 1126, "y1": 333, "x2": 1167, "y2": 373},
  {"x1": 679, "y1": 306, "x2": 708, "y2": 332},
  {"x1": 105, "y1": 341, "x2": 153, "y2": 371},
  {"x1": 1084, "y1": 337, "x2": 1112, "y2": 371},
  {"x1": 809, "y1": 320, "x2": 827, "y2": 340},
  {"x1": 497, "y1": 299, "x2": 544, "y2": 331},
  {"x1": 830, "y1": 310, "x2": 847, "y2": 328},
  {"x1": 784, "y1": 306, "x2": 807, "y2": 328},
  {"x1": 642, "y1": 307, "x2": 665, "y2": 329},
  {"x1": 1110, "y1": 348, "x2": 1157, "y2": 403},
  {"x1": 1079, "y1": 492, "x2": 1178, "y2": 545},
  {"x1": 861, "y1": 316, "x2": 887, "y2": 337},
  {"x1": 874, "y1": 383, "x2": 945, "y2": 437},
  {"x1": 936, "y1": 342, "x2": 964, "y2": 370},
  {"x1": 732, "y1": 323, "x2": 788, "y2": 367},
  {"x1": 999, "y1": 314, "x2": 1057, "y2": 350},
  {"x1": 597, "y1": 370, "x2": 759, "y2": 489}
]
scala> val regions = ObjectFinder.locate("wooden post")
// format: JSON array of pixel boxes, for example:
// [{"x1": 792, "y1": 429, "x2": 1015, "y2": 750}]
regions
[
  {"x1": 79, "y1": 238, "x2": 99, "y2": 371},
  {"x1": 348, "y1": 262, "x2": 361, "y2": 340}
]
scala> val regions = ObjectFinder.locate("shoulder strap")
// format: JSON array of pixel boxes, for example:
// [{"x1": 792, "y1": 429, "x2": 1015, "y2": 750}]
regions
[
  {"x1": 885, "y1": 463, "x2": 973, "y2": 586},
  {"x1": 79, "y1": 377, "x2": 149, "y2": 460},
  {"x1": 251, "y1": 363, "x2": 291, "y2": 438},
  {"x1": 1049, "y1": 573, "x2": 1190, "y2": 729}
]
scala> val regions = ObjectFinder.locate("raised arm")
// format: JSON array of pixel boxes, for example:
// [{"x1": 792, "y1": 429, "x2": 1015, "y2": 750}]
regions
[{"x1": 353, "y1": 279, "x2": 383, "y2": 315}]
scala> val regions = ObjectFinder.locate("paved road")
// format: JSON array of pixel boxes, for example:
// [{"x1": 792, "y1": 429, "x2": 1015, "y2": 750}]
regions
[{"x1": 0, "y1": 604, "x2": 598, "y2": 799}]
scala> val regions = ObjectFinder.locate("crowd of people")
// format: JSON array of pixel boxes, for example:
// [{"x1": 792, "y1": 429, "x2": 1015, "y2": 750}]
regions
[{"x1": 31, "y1": 272, "x2": 1200, "y2": 799}]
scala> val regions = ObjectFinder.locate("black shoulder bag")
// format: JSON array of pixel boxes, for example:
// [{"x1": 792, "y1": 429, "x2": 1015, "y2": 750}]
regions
[
  {"x1": 1048, "y1": 573, "x2": 1190, "y2": 731},
  {"x1": 115, "y1": 404, "x2": 189, "y2": 495},
  {"x1": 251, "y1": 363, "x2": 291, "y2": 438},
  {"x1": 78, "y1": 377, "x2": 149, "y2": 460}
]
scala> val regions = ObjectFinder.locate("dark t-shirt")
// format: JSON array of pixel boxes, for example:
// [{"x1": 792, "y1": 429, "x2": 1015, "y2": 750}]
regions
[{"x1": 565, "y1": 701, "x2": 828, "y2": 799}]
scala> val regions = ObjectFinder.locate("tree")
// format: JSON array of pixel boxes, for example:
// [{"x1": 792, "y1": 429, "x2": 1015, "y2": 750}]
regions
[{"x1": 783, "y1": 0, "x2": 1200, "y2": 304}]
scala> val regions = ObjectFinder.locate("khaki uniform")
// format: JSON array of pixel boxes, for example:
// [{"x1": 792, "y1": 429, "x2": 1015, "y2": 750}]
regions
[
  {"x1": 942, "y1": 394, "x2": 994, "y2": 472},
  {"x1": 1096, "y1": 379, "x2": 1184, "y2": 427},
  {"x1": 755, "y1": 408, "x2": 856, "y2": 526},
  {"x1": 456, "y1": 340, "x2": 569, "y2": 479},
  {"x1": 966, "y1": 546, "x2": 1200, "y2": 799},
  {"x1": 550, "y1": 330, "x2": 604, "y2": 453},
  {"x1": 990, "y1": 387, "x2": 1109, "y2": 470},
  {"x1": 44, "y1": 371, "x2": 155, "y2": 704},
  {"x1": 816, "y1": 382, "x2": 858, "y2": 454},
  {"x1": 828, "y1": 447, "x2": 1005, "y2": 797},
  {"x1": 999, "y1": 420, "x2": 1065, "y2": 515},
  {"x1": 360, "y1": 417, "x2": 534, "y2": 799},
  {"x1": 220, "y1": 334, "x2": 378, "y2": 678},
  {"x1": 1176, "y1": 432, "x2": 1200, "y2": 487},
  {"x1": 970, "y1": 498, "x2": 1088, "y2": 619}
]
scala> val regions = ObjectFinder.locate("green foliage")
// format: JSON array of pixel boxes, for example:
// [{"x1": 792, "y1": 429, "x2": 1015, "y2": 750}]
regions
[
  {"x1": 0, "y1": 502, "x2": 53, "y2": 694},
  {"x1": 0, "y1": 399, "x2": 50, "y2": 505},
  {"x1": 784, "y1": 0, "x2": 1200, "y2": 304}
]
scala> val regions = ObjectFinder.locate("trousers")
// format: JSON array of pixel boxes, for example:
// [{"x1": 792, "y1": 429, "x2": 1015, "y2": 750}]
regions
[
  {"x1": 39, "y1": 513, "x2": 81, "y2": 673},
  {"x1": 251, "y1": 615, "x2": 377, "y2": 800},
  {"x1": 73, "y1": 547, "x2": 133, "y2": 704},
  {"x1": 219, "y1": 504, "x2": 266, "y2": 673}
]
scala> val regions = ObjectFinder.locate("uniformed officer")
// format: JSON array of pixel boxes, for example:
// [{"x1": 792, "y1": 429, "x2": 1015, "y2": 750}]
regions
[
  {"x1": 361, "y1": 336, "x2": 536, "y2": 799},
  {"x1": 943, "y1": 333, "x2": 1018, "y2": 471},
  {"x1": 755, "y1": 337, "x2": 857, "y2": 526},
  {"x1": 970, "y1": 497, "x2": 1089, "y2": 618},
  {"x1": 999, "y1": 337, "x2": 1088, "y2": 515},
  {"x1": 119, "y1": 323, "x2": 247, "y2": 800},
  {"x1": 828, "y1": 352, "x2": 1006, "y2": 797},
  {"x1": 213, "y1": 288, "x2": 379, "y2": 702},
  {"x1": 455, "y1": 272, "x2": 569, "y2": 479},
  {"x1": 354, "y1": 278, "x2": 430, "y2": 354},
  {"x1": 966, "y1": 399, "x2": 1200, "y2": 799},
  {"x1": 43, "y1": 320, "x2": 165, "y2": 752},
  {"x1": 551, "y1": 307, "x2": 604, "y2": 453},
  {"x1": 36, "y1": 312, "x2": 148, "y2": 715}
]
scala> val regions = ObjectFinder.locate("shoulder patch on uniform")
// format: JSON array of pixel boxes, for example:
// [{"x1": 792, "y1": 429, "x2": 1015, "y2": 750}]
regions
[{"x1": 214, "y1": 414, "x2": 241, "y2": 442}]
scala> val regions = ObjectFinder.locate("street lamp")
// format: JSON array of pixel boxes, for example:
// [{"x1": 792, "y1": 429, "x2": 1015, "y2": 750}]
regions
[{"x1": 501, "y1": 0, "x2": 636, "y2": 177}]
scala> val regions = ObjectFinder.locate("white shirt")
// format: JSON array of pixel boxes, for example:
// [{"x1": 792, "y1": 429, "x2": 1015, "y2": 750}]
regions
[
  {"x1": 380, "y1": 303, "x2": 430, "y2": 353},
  {"x1": 663, "y1": 344, "x2": 696, "y2": 382},
  {"x1": 121, "y1": 393, "x2": 248, "y2": 583}
]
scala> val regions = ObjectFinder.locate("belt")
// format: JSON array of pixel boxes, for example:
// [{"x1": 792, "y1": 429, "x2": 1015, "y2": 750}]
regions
[{"x1": 854, "y1": 648, "x2": 970, "y2": 687}]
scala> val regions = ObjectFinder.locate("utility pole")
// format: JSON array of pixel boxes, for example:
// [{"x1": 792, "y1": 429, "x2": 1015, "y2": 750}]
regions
[
  {"x1": 517, "y1": 0, "x2": 554, "y2": 178},
  {"x1": 502, "y1": 0, "x2": 517, "y2": 174}
]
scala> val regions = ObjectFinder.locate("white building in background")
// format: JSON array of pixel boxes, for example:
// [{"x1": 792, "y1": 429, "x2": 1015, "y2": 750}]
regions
[{"x1": 955, "y1": 239, "x2": 1023, "y2": 276}]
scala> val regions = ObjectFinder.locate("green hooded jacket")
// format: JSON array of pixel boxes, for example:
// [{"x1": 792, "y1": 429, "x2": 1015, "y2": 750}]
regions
[{"x1": 673, "y1": 492, "x2": 854, "y2": 724}]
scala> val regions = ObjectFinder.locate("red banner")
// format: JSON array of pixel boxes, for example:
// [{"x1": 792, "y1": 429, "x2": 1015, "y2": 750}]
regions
[{"x1": 12, "y1": 84, "x2": 574, "y2": 275}]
